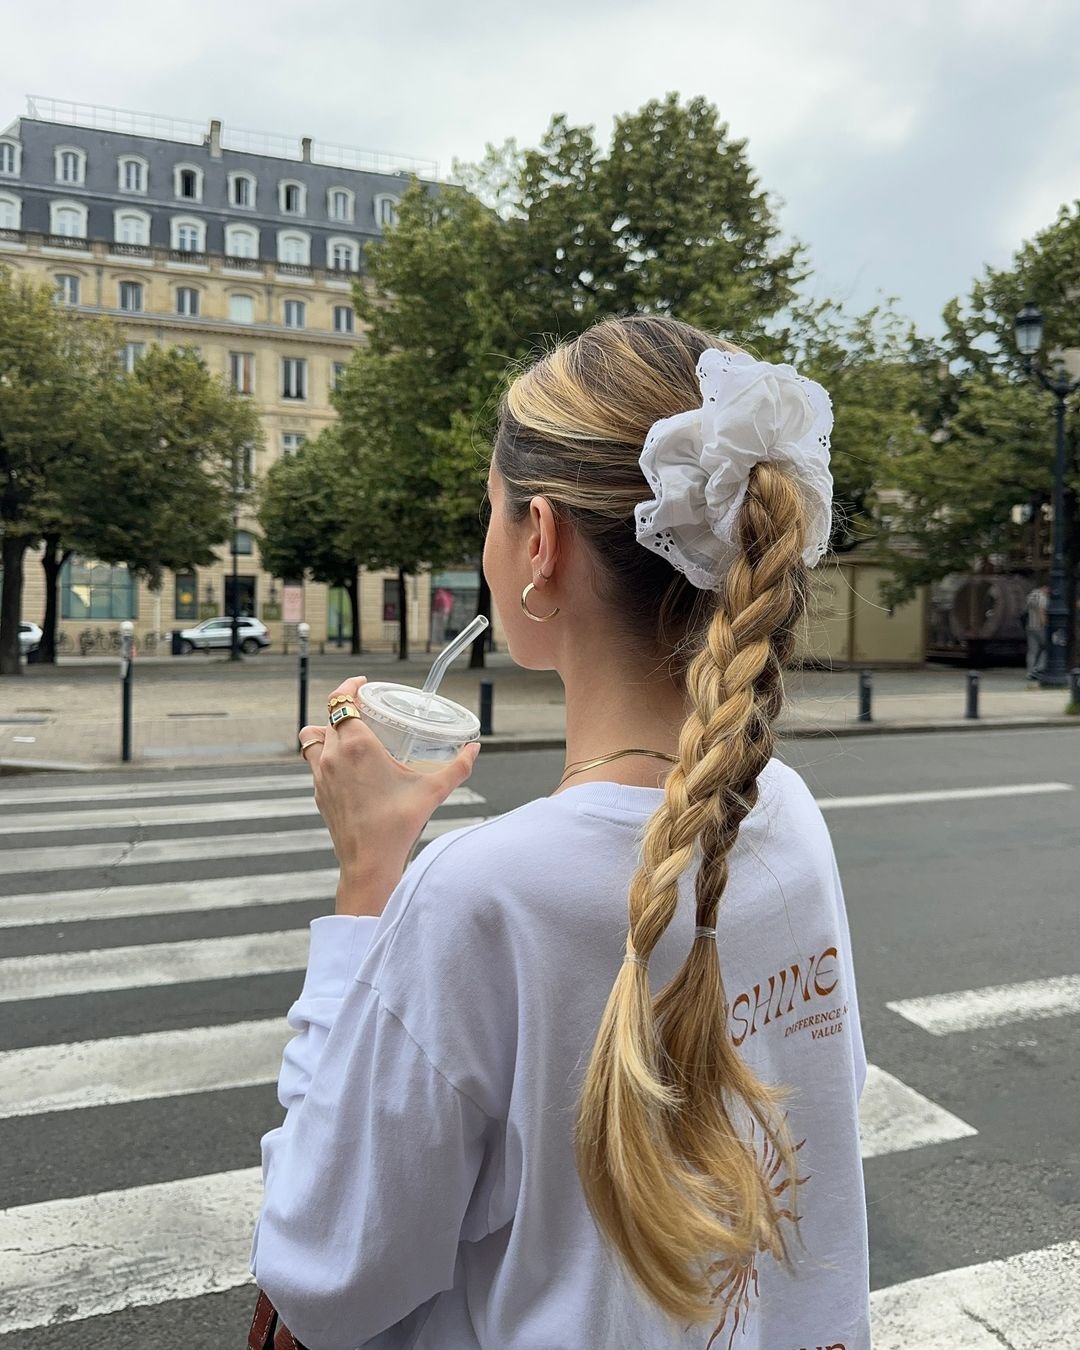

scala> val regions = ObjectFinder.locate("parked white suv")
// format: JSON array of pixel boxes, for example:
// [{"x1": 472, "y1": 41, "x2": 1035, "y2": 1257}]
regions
[
  {"x1": 19, "y1": 622, "x2": 42, "y2": 656},
  {"x1": 178, "y1": 617, "x2": 271, "y2": 655}
]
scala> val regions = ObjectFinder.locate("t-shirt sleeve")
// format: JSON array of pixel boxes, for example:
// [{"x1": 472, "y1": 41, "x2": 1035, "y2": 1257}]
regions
[
  {"x1": 251, "y1": 907, "x2": 496, "y2": 1349},
  {"x1": 830, "y1": 854, "x2": 867, "y2": 1098}
]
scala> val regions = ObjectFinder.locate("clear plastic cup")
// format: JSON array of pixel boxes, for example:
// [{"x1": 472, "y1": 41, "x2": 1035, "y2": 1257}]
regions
[{"x1": 356, "y1": 682, "x2": 481, "y2": 771}]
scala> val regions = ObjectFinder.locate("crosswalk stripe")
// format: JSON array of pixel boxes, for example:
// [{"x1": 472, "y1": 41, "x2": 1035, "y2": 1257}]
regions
[
  {"x1": 0, "y1": 1167, "x2": 263, "y2": 1333},
  {"x1": 0, "y1": 785, "x2": 485, "y2": 836},
  {"x1": 0, "y1": 1018, "x2": 289, "y2": 1119},
  {"x1": 0, "y1": 772, "x2": 313, "y2": 809},
  {"x1": 0, "y1": 825, "x2": 332, "y2": 877},
  {"x1": 858, "y1": 1064, "x2": 977, "y2": 1159},
  {"x1": 0, "y1": 930, "x2": 309, "y2": 1002},
  {"x1": 0, "y1": 870, "x2": 340, "y2": 928},
  {"x1": 817, "y1": 781, "x2": 1073, "y2": 810},
  {"x1": 870, "y1": 1239, "x2": 1080, "y2": 1348},
  {"x1": 887, "y1": 973, "x2": 1080, "y2": 1035}
]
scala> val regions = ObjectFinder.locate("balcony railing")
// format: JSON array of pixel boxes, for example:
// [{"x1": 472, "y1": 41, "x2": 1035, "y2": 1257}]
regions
[
  {"x1": 169, "y1": 249, "x2": 209, "y2": 265},
  {"x1": 0, "y1": 227, "x2": 22, "y2": 243},
  {"x1": 277, "y1": 261, "x2": 313, "y2": 277},
  {"x1": 111, "y1": 242, "x2": 150, "y2": 257},
  {"x1": 223, "y1": 255, "x2": 261, "y2": 271},
  {"x1": 45, "y1": 234, "x2": 90, "y2": 250}
]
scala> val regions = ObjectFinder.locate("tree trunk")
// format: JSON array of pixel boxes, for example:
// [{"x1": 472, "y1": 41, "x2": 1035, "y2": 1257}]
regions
[
  {"x1": 469, "y1": 569, "x2": 491, "y2": 669},
  {"x1": 347, "y1": 567, "x2": 362, "y2": 656},
  {"x1": 0, "y1": 535, "x2": 31, "y2": 677},
  {"x1": 397, "y1": 567, "x2": 409, "y2": 661},
  {"x1": 37, "y1": 536, "x2": 69, "y2": 665}
]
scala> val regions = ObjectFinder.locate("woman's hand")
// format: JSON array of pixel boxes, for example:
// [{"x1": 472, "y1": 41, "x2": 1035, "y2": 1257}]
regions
[{"x1": 299, "y1": 676, "x2": 481, "y2": 917}]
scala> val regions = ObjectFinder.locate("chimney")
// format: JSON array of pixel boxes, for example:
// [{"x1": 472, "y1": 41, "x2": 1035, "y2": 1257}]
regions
[
  {"x1": 208, "y1": 119, "x2": 222, "y2": 158},
  {"x1": 301, "y1": 136, "x2": 313, "y2": 163}
]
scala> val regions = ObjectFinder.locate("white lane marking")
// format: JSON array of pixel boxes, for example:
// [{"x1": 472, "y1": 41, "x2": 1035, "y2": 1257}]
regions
[
  {"x1": 0, "y1": 1018, "x2": 290, "y2": 1119},
  {"x1": 0, "y1": 786, "x2": 485, "y2": 836},
  {"x1": 858, "y1": 1064, "x2": 977, "y2": 1159},
  {"x1": 0, "y1": 1168, "x2": 263, "y2": 1333},
  {"x1": 870, "y1": 1239, "x2": 1080, "y2": 1349},
  {"x1": 0, "y1": 810, "x2": 490, "y2": 878},
  {"x1": 0, "y1": 772, "x2": 313, "y2": 808},
  {"x1": 0, "y1": 930, "x2": 309, "y2": 1002},
  {"x1": 817, "y1": 782, "x2": 1074, "y2": 811},
  {"x1": 0, "y1": 870, "x2": 339, "y2": 928},
  {"x1": 0, "y1": 825, "x2": 333, "y2": 876},
  {"x1": 888, "y1": 974, "x2": 1080, "y2": 1036}
]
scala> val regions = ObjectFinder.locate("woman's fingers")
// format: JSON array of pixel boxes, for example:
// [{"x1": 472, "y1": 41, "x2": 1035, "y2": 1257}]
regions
[{"x1": 298, "y1": 725, "x2": 326, "y2": 767}]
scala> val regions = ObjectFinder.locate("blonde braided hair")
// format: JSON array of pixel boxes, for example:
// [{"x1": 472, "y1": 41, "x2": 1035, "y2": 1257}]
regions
[{"x1": 494, "y1": 316, "x2": 812, "y2": 1327}]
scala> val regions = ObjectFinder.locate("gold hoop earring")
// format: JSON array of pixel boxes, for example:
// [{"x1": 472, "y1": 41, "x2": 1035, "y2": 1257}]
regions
[{"x1": 521, "y1": 582, "x2": 560, "y2": 623}]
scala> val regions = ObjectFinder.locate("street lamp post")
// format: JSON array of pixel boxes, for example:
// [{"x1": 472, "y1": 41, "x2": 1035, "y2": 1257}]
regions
[
  {"x1": 230, "y1": 450, "x2": 243, "y2": 662},
  {"x1": 1014, "y1": 302, "x2": 1079, "y2": 689}
]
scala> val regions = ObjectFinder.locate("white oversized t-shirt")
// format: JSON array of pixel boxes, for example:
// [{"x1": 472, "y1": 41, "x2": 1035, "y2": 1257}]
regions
[{"x1": 252, "y1": 759, "x2": 870, "y2": 1350}]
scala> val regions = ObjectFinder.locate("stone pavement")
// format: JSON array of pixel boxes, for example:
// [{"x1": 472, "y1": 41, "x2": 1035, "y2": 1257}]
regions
[{"x1": 1, "y1": 649, "x2": 1077, "y2": 771}]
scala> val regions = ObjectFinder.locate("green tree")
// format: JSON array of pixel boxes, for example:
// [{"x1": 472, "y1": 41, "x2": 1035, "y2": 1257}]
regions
[
  {"x1": 0, "y1": 268, "x2": 118, "y2": 676},
  {"x1": 258, "y1": 429, "x2": 371, "y2": 655}
]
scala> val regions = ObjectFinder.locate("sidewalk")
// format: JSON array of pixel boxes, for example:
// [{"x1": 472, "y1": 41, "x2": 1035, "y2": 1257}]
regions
[{"x1": 1, "y1": 651, "x2": 1077, "y2": 771}]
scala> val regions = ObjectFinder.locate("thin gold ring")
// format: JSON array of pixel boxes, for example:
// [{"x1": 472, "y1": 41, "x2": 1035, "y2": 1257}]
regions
[{"x1": 299, "y1": 738, "x2": 323, "y2": 757}]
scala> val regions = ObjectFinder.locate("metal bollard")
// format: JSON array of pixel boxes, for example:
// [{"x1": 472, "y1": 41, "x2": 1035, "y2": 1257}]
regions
[
  {"x1": 965, "y1": 670, "x2": 980, "y2": 720},
  {"x1": 857, "y1": 670, "x2": 872, "y2": 723},
  {"x1": 1070, "y1": 668, "x2": 1080, "y2": 706},
  {"x1": 479, "y1": 680, "x2": 494, "y2": 737},
  {"x1": 297, "y1": 622, "x2": 310, "y2": 740},
  {"x1": 120, "y1": 620, "x2": 134, "y2": 762}
]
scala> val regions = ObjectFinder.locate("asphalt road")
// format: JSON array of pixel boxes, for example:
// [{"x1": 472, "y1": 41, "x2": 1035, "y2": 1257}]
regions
[{"x1": 1, "y1": 728, "x2": 1078, "y2": 1348}]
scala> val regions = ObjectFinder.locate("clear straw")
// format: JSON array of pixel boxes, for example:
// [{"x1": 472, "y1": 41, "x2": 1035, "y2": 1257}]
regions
[{"x1": 421, "y1": 614, "x2": 489, "y2": 694}]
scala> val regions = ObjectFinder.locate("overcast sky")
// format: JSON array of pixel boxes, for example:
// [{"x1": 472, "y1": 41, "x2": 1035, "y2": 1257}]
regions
[{"x1": 4, "y1": 0, "x2": 1079, "y2": 334}]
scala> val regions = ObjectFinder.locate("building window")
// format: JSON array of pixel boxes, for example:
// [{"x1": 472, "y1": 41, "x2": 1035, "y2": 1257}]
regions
[
  {"x1": 118, "y1": 156, "x2": 148, "y2": 194},
  {"x1": 114, "y1": 210, "x2": 150, "y2": 245},
  {"x1": 174, "y1": 164, "x2": 203, "y2": 201},
  {"x1": 174, "y1": 571, "x2": 198, "y2": 621},
  {"x1": 0, "y1": 192, "x2": 19, "y2": 230},
  {"x1": 171, "y1": 217, "x2": 205, "y2": 253},
  {"x1": 225, "y1": 223, "x2": 259, "y2": 258},
  {"x1": 283, "y1": 299, "x2": 305, "y2": 329},
  {"x1": 230, "y1": 351, "x2": 256, "y2": 395},
  {"x1": 328, "y1": 187, "x2": 354, "y2": 222},
  {"x1": 374, "y1": 194, "x2": 400, "y2": 228},
  {"x1": 0, "y1": 140, "x2": 20, "y2": 177},
  {"x1": 229, "y1": 172, "x2": 256, "y2": 208},
  {"x1": 282, "y1": 432, "x2": 305, "y2": 456},
  {"x1": 55, "y1": 147, "x2": 86, "y2": 186},
  {"x1": 121, "y1": 342, "x2": 146, "y2": 373},
  {"x1": 277, "y1": 231, "x2": 310, "y2": 266},
  {"x1": 331, "y1": 361, "x2": 347, "y2": 391},
  {"x1": 54, "y1": 273, "x2": 80, "y2": 305},
  {"x1": 281, "y1": 357, "x2": 307, "y2": 400},
  {"x1": 328, "y1": 237, "x2": 359, "y2": 272},
  {"x1": 234, "y1": 529, "x2": 255, "y2": 556},
  {"x1": 279, "y1": 180, "x2": 306, "y2": 215},
  {"x1": 119, "y1": 281, "x2": 144, "y2": 312},
  {"x1": 333, "y1": 305, "x2": 354, "y2": 334},
  {"x1": 176, "y1": 286, "x2": 199, "y2": 317},
  {"x1": 228, "y1": 293, "x2": 255, "y2": 323},
  {"x1": 50, "y1": 201, "x2": 88, "y2": 238},
  {"x1": 62, "y1": 558, "x2": 136, "y2": 621}
]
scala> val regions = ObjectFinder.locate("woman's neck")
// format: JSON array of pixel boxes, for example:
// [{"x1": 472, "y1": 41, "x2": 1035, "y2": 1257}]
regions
[{"x1": 556, "y1": 653, "x2": 686, "y2": 795}]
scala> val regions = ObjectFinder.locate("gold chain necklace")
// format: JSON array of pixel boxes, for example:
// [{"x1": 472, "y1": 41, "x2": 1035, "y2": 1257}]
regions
[{"x1": 557, "y1": 748, "x2": 679, "y2": 789}]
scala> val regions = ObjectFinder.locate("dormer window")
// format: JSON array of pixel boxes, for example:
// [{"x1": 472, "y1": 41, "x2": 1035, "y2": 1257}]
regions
[
  {"x1": 230, "y1": 172, "x2": 256, "y2": 208},
  {"x1": 119, "y1": 156, "x2": 148, "y2": 194},
  {"x1": 279, "y1": 180, "x2": 306, "y2": 215},
  {"x1": 174, "y1": 164, "x2": 204, "y2": 202},
  {"x1": 328, "y1": 187, "x2": 354, "y2": 222},
  {"x1": 55, "y1": 147, "x2": 86, "y2": 186},
  {"x1": 0, "y1": 140, "x2": 20, "y2": 177}
]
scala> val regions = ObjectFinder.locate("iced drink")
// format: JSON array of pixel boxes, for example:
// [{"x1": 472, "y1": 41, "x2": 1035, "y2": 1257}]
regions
[{"x1": 356, "y1": 682, "x2": 481, "y2": 770}]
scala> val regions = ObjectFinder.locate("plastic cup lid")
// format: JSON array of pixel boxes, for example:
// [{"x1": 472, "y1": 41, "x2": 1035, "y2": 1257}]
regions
[{"x1": 357, "y1": 682, "x2": 480, "y2": 742}]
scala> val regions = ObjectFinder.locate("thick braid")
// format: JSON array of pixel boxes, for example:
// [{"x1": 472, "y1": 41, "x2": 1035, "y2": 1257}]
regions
[{"x1": 575, "y1": 462, "x2": 809, "y2": 1324}]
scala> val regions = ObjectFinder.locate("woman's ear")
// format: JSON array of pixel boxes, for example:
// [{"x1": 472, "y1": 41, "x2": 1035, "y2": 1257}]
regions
[{"x1": 529, "y1": 496, "x2": 560, "y2": 578}]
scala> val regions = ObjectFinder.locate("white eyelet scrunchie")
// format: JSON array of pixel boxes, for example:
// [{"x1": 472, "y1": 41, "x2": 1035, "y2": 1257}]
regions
[{"x1": 634, "y1": 348, "x2": 834, "y2": 590}]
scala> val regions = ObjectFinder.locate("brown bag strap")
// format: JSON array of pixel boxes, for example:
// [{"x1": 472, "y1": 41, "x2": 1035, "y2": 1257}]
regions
[{"x1": 249, "y1": 1290, "x2": 307, "y2": 1350}]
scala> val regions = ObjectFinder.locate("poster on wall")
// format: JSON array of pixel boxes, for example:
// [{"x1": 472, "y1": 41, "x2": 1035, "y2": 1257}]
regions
[{"x1": 282, "y1": 582, "x2": 304, "y2": 624}]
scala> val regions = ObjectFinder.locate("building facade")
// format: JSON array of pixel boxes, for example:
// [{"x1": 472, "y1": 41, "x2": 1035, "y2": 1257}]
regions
[{"x1": 1, "y1": 97, "x2": 490, "y2": 655}]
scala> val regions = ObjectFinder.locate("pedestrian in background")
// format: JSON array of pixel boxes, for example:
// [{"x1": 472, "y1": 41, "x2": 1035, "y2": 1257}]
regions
[
  {"x1": 1025, "y1": 580, "x2": 1049, "y2": 680},
  {"x1": 251, "y1": 317, "x2": 869, "y2": 1349}
]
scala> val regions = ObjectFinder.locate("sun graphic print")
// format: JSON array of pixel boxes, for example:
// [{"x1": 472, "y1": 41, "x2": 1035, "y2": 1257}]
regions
[{"x1": 703, "y1": 1129, "x2": 807, "y2": 1350}]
